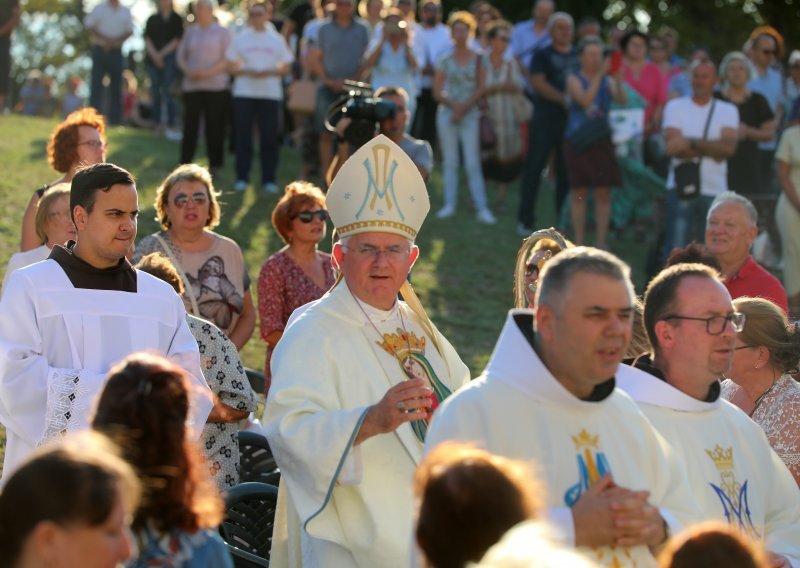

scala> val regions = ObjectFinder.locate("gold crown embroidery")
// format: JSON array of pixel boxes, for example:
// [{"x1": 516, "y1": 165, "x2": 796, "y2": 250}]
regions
[
  {"x1": 378, "y1": 329, "x2": 426, "y2": 358},
  {"x1": 706, "y1": 445, "x2": 734, "y2": 472},
  {"x1": 571, "y1": 429, "x2": 599, "y2": 450}
]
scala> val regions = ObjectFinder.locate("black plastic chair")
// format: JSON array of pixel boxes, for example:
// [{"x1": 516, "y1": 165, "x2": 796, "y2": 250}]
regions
[
  {"x1": 239, "y1": 430, "x2": 281, "y2": 486},
  {"x1": 220, "y1": 482, "x2": 278, "y2": 567},
  {"x1": 244, "y1": 367, "x2": 266, "y2": 396}
]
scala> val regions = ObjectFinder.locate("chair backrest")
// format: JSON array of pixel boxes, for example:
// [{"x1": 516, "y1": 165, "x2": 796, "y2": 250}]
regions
[
  {"x1": 244, "y1": 367, "x2": 266, "y2": 395},
  {"x1": 238, "y1": 430, "x2": 281, "y2": 486},
  {"x1": 220, "y1": 482, "x2": 279, "y2": 565}
]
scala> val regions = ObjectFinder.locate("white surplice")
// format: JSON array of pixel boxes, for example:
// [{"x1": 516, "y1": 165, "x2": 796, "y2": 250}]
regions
[
  {"x1": 618, "y1": 369, "x2": 800, "y2": 566},
  {"x1": 425, "y1": 311, "x2": 701, "y2": 568},
  {"x1": 263, "y1": 282, "x2": 470, "y2": 567},
  {"x1": 0, "y1": 259, "x2": 213, "y2": 479}
]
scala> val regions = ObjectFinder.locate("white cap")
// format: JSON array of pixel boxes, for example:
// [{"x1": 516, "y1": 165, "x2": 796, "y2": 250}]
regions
[{"x1": 326, "y1": 134, "x2": 430, "y2": 240}]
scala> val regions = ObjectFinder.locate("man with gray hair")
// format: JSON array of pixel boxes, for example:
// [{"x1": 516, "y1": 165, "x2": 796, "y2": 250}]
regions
[
  {"x1": 705, "y1": 191, "x2": 787, "y2": 311},
  {"x1": 426, "y1": 247, "x2": 698, "y2": 566}
]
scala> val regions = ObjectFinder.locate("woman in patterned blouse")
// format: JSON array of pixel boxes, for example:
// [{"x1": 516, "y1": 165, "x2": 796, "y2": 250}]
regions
[
  {"x1": 721, "y1": 296, "x2": 800, "y2": 486},
  {"x1": 136, "y1": 252, "x2": 258, "y2": 489},
  {"x1": 258, "y1": 182, "x2": 335, "y2": 394}
]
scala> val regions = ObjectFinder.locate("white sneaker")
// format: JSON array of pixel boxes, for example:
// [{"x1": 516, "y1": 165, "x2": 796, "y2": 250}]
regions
[
  {"x1": 263, "y1": 182, "x2": 279, "y2": 194},
  {"x1": 476, "y1": 208, "x2": 497, "y2": 224},
  {"x1": 234, "y1": 180, "x2": 247, "y2": 192},
  {"x1": 436, "y1": 205, "x2": 456, "y2": 219},
  {"x1": 165, "y1": 128, "x2": 182, "y2": 142}
]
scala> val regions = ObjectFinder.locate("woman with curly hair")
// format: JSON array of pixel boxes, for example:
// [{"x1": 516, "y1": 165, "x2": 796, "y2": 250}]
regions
[
  {"x1": 20, "y1": 107, "x2": 107, "y2": 251},
  {"x1": 257, "y1": 181, "x2": 334, "y2": 394},
  {"x1": 134, "y1": 163, "x2": 255, "y2": 350},
  {"x1": 92, "y1": 352, "x2": 233, "y2": 567}
]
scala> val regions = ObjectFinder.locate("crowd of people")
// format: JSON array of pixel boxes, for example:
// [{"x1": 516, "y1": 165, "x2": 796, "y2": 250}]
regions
[{"x1": 2, "y1": 0, "x2": 800, "y2": 567}]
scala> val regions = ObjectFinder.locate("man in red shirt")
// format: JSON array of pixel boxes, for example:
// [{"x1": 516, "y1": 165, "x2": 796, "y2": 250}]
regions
[{"x1": 705, "y1": 192, "x2": 788, "y2": 312}]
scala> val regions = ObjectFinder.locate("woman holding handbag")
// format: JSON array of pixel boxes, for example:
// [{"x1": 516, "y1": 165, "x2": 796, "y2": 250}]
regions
[
  {"x1": 481, "y1": 20, "x2": 529, "y2": 212},
  {"x1": 564, "y1": 35, "x2": 626, "y2": 248},
  {"x1": 433, "y1": 11, "x2": 495, "y2": 224}
]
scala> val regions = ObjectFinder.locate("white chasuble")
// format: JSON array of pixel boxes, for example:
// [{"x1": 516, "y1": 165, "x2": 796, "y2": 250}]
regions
[
  {"x1": 263, "y1": 282, "x2": 470, "y2": 567},
  {"x1": 618, "y1": 370, "x2": 800, "y2": 565},
  {"x1": 426, "y1": 311, "x2": 700, "y2": 568},
  {"x1": 0, "y1": 260, "x2": 212, "y2": 479}
]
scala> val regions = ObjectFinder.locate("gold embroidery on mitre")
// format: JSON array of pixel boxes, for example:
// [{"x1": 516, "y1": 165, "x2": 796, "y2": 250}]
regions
[
  {"x1": 378, "y1": 329, "x2": 426, "y2": 359},
  {"x1": 336, "y1": 219, "x2": 417, "y2": 238},
  {"x1": 571, "y1": 429, "x2": 600, "y2": 450}
]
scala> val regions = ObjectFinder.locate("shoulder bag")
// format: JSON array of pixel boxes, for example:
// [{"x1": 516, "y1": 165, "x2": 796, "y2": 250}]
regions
[
  {"x1": 507, "y1": 61, "x2": 534, "y2": 124},
  {"x1": 476, "y1": 55, "x2": 497, "y2": 150},
  {"x1": 154, "y1": 234, "x2": 201, "y2": 317},
  {"x1": 674, "y1": 99, "x2": 716, "y2": 200}
]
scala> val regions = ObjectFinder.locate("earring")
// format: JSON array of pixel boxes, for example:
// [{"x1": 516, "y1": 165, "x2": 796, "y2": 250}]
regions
[{"x1": 754, "y1": 363, "x2": 760, "y2": 369}]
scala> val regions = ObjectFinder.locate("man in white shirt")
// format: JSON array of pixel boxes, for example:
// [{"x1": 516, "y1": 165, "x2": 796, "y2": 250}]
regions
[
  {"x1": 84, "y1": 0, "x2": 133, "y2": 125},
  {"x1": 227, "y1": 1, "x2": 294, "y2": 194},
  {"x1": 0, "y1": 163, "x2": 212, "y2": 481},
  {"x1": 410, "y1": 0, "x2": 451, "y2": 148},
  {"x1": 663, "y1": 60, "x2": 738, "y2": 250},
  {"x1": 426, "y1": 247, "x2": 699, "y2": 567},
  {"x1": 619, "y1": 263, "x2": 800, "y2": 567}
]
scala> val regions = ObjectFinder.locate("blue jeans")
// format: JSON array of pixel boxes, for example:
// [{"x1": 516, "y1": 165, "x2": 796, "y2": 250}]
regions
[
  {"x1": 233, "y1": 97, "x2": 282, "y2": 184},
  {"x1": 436, "y1": 107, "x2": 488, "y2": 211},
  {"x1": 89, "y1": 45, "x2": 123, "y2": 125},
  {"x1": 665, "y1": 190, "x2": 714, "y2": 252},
  {"x1": 147, "y1": 53, "x2": 178, "y2": 127}
]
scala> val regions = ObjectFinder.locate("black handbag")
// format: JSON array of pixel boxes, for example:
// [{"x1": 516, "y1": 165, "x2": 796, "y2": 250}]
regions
[
  {"x1": 675, "y1": 100, "x2": 716, "y2": 200},
  {"x1": 568, "y1": 116, "x2": 612, "y2": 154}
]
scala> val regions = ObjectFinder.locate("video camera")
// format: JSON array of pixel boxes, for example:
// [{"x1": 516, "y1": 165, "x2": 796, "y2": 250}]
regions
[{"x1": 324, "y1": 80, "x2": 397, "y2": 149}]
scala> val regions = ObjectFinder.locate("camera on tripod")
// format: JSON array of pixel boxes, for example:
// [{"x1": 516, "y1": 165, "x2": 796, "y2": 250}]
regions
[{"x1": 324, "y1": 80, "x2": 397, "y2": 148}]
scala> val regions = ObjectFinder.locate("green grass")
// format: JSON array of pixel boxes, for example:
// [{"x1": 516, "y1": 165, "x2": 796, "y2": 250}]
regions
[{"x1": 0, "y1": 114, "x2": 656, "y2": 474}]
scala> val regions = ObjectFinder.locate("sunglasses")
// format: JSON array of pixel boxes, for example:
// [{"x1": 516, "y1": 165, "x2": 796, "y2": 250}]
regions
[
  {"x1": 172, "y1": 191, "x2": 209, "y2": 208},
  {"x1": 293, "y1": 209, "x2": 328, "y2": 223}
]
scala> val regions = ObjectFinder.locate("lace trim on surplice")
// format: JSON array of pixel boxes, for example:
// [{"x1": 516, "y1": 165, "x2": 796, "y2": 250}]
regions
[{"x1": 40, "y1": 369, "x2": 88, "y2": 444}]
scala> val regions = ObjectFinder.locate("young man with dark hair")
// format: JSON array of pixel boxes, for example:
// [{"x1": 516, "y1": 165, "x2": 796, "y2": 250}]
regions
[{"x1": 0, "y1": 162, "x2": 212, "y2": 481}]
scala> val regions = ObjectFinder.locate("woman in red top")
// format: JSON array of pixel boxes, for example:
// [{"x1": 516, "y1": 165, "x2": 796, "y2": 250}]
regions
[
  {"x1": 621, "y1": 30, "x2": 665, "y2": 138},
  {"x1": 257, "y1": 182, "x2": 335, "y2": 394}
]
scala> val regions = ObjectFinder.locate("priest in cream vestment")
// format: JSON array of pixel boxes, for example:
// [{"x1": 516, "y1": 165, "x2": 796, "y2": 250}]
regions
[
  {"x1": 263, "y1": 135, "x2": 470, "y2": 567},
  {"x1": 426, "y1": 248, "x2": 700, "y2": 568},
  {"x1": 621, "y1": 263, "x2": 800, "y2": 566}
]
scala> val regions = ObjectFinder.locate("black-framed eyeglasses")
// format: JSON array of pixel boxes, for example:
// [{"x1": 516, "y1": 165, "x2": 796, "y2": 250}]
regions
[
  {"x1": 292, "y1": 209, "x2": 328, "y2": 223},
  {"x1": 661, "y1": 312, "x2": 746, "y2": 335},
  {"x1": 734, "y1": 345, "x2": 755, "y2": 351},
  {"x1": 172, "y1": 191, "x2": 209, "y2": 208}
]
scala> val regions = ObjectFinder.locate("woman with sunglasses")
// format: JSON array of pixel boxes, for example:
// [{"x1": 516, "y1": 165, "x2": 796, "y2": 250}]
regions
[
  {"x1": 257, "y1": 181, "x2": 335, "y2": 394},
  {"x1": 20, "y1": 107, "x2": 107, "y2": 251},
  {"x1": 721, "y1": 296, "x2": 800, "y2": 486},
  {"x1": 134, "y1": 164, "x2": 256, "y2": 350}
]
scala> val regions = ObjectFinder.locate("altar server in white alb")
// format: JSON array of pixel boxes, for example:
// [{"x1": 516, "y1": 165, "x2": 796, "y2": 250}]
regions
[
  {"x1": 618, "y1": 263, "x2": 800, "y2": 567},
  {"x1": 263, "y1": 134, "x2": 470, "y2": 567},
  {"x1": 0, "y1": 163, "x2": 212, "y2": 481},
  {"x1": 426, "y1": 247, "x2": 700, "y2": 568}
]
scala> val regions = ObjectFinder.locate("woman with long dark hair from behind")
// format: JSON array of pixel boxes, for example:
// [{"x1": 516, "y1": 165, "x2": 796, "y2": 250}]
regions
[{"x1": 92, "y1": 352, "x2": 233, "y2": 567}]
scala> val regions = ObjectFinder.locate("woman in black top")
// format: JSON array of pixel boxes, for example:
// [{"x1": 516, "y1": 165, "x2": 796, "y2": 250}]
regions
[
  {"x1": 716, "y1": 51, "x2": 776, "y2": 195},
  {"x1": 144, "y1": 0, "x2": 184, "y2": 133}
]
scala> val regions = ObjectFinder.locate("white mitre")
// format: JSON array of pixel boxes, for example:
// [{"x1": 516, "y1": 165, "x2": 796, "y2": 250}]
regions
[{"x1": 326, "y1": 134, "x2": 430, "y2": 240}]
